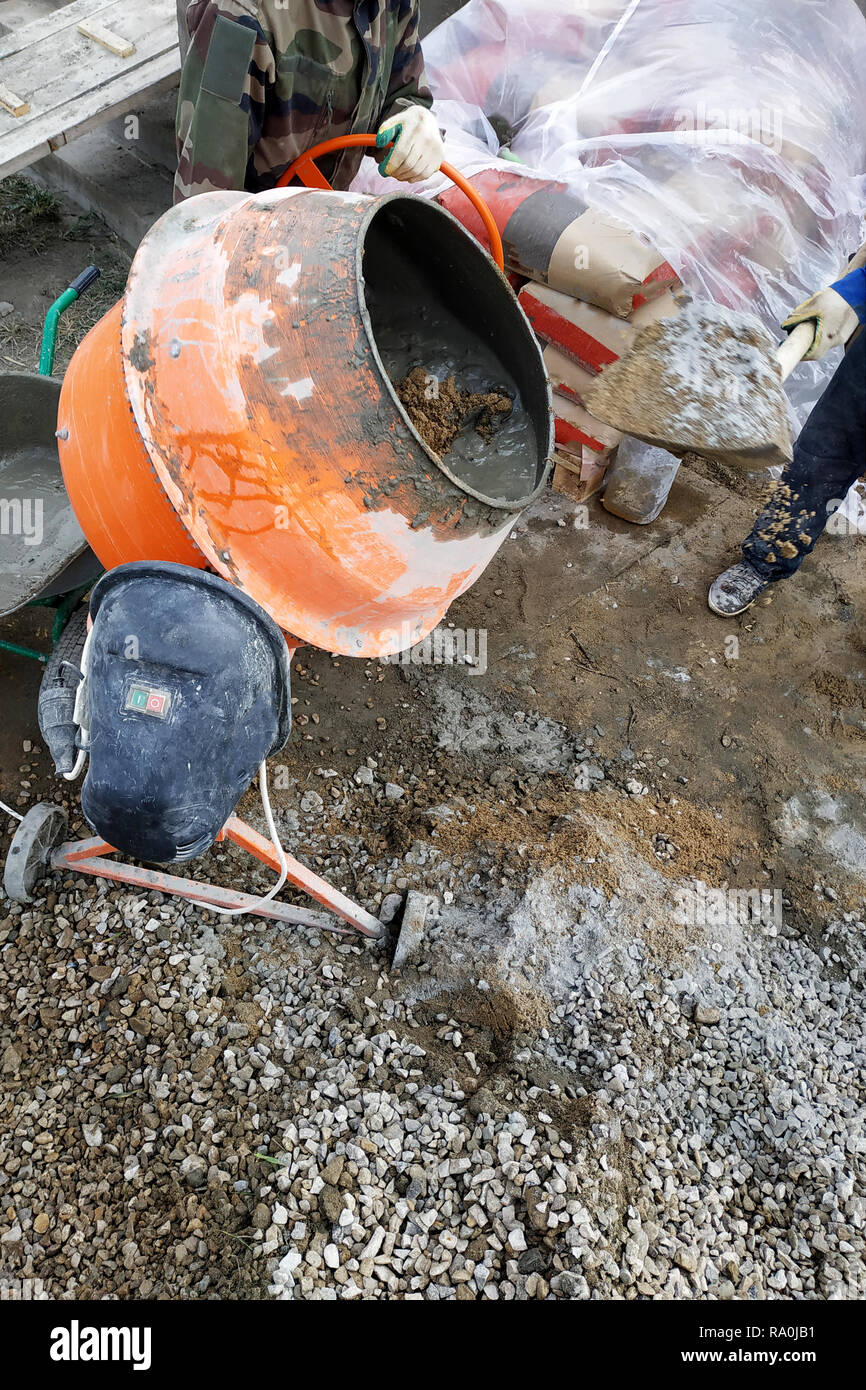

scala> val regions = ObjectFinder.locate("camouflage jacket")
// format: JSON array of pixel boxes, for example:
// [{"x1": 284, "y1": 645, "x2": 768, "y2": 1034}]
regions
[{"x1": 175, "y1": 1, "x2": 433, "y2": 202}]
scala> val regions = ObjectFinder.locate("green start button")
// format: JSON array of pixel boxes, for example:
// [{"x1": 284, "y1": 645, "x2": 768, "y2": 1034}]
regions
[{"x1": 125, "y1": 684, "x2": 171, "y2": 719}]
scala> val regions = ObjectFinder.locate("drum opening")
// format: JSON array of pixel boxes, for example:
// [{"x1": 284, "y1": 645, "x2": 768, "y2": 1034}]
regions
[{"x1": 359, "y1": 197, "x2": 552, "y2": 509}]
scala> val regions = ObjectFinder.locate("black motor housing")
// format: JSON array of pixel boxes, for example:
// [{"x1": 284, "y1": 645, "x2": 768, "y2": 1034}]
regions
[{"x1": 81, "y1": 562, "x2": 291, "y2": 863}]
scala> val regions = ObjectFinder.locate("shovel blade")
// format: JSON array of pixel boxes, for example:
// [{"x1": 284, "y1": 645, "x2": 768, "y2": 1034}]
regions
[{"x1": 584, "y1": 302, "x2": 793, "y2": 471}]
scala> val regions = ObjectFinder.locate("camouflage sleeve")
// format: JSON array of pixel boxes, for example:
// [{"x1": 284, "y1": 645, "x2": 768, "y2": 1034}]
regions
[
  {"x1": 380, "y1": 0, "x2": 433, "y2": 124},
  {"x1": 174, "y1": 1, "x2": 274, "y2": 203}
]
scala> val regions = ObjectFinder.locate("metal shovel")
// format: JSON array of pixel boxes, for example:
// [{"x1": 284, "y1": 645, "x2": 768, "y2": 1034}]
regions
[{"x1": 584, "y1": 303, "x2": 815, "y2": 472}]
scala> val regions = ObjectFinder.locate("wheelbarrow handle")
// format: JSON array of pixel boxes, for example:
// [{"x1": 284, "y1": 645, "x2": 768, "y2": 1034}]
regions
[
  {"x1": 38, "y1": 264, "x2": 102, "y2": 377},
  {"x1": 69, "y1": 265, "x2": 102, "y2": 298},
  {"x1": 276, "y1": 133, "x2": 506, "y2": 273}
]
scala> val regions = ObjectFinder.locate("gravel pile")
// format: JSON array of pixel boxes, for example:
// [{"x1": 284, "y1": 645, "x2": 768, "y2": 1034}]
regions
[{"x1": 1, "y1": 729, "x2": 863, "y2": 1300}]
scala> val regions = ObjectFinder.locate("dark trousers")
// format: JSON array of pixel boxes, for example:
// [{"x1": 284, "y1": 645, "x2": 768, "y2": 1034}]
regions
[{"x1": 742, "y1": 329, "x2": 865, "y2": 580}]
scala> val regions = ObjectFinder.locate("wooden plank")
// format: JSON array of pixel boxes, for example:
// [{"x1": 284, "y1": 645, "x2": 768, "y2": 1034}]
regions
[
  {"x1": 0, "y1": 50, "x2": 179, "y2": 180},
  {"x1": 0, "y1": 9, "x2": 179, "y2": 177},
  {"x1": 44, "y1": 48, "x2": 179, "y2": 153},
  {"x1": 0, "y1": 82, "x2": 29, "y2": 117},
  {"x1": 0, "y1": 3, "x2": 178, "y2": 178},
  {"x1": 552, "y1": 459, "x2": 606, "y2": 504},
  {"x1": 552, "y1": 449, "x2": 581, "y2": 477},
  {"x1": 77, "y1": 20, "x2": 136, "y2": 59},
  {"x1": 0, "y1": 5, "x2": 171, "y2": 96},
  {"x1": 0, "y1": 1, "x2": 153, "y2": 61}
]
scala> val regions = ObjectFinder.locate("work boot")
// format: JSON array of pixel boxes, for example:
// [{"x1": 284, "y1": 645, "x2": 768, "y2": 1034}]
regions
[{"x1": 707, "y1": 561, "x2": 770, "y2": 616}]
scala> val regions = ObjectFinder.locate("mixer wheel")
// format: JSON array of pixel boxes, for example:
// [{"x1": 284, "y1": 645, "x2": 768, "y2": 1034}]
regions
[{"x1": 3, "y1": 804, "x2": 68, "y2": 904}]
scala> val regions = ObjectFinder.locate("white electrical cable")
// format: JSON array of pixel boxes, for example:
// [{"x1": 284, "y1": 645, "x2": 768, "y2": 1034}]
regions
[
  {"x1": 200, "y1": 759, "x2": 290, "y2": 918},
  {"x1": 2, "y1": 630, "x2": 94, "y2": 822},
  {"x1": 5, "y1": 756, "x2": 288, "y2": 917},
  {"x1": 64, "y1": 624, "x2": 94, "y2": 782}
]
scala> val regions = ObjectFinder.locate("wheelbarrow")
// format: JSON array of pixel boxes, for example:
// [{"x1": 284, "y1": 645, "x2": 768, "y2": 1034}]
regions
[
  {"x1": 0, "y1": 267, "x2": 103, "y2": 663},
  {"x1": 3, "y1": 140, "x2": 552, "y2": 946}
]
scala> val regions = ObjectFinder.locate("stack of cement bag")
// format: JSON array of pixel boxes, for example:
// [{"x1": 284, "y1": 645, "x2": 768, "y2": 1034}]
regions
[
  {"x1": 421, "y1": 0, "x2": 864, "y2": 343},
  {"x1": 437, "y1": 166, "x2": 680, "y2": 498}
]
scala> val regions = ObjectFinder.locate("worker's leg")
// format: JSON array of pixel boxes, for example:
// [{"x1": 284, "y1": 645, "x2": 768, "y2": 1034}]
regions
[
  {"x1": 710, "y1": 332, "x2": 865, "y2": 615},
  {"x1": 742, "y1": 329, "x2": 865, "y2": 580}
]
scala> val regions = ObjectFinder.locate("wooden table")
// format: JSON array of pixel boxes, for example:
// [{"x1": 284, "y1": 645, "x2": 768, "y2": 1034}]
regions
[{"x1": 0, "y1": 0, "x2": 180, "y2": 179}]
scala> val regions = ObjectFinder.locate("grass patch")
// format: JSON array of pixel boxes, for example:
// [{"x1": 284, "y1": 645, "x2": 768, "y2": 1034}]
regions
[
  {"x1": 0, "y1": 314, "x2": 40, "y2": 372},
  {"x1": 0, "y1": 175, "x2": 63, "y2": 259},
  {"x1": 0, "y1": 260, "x2": 129, "y2": 376},
  {"x1": 0, "y1": 176, "x2": 132, "y2": 375}
]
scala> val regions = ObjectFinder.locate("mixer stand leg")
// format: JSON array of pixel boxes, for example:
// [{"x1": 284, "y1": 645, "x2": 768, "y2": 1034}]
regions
[
  {"x1": 218, "y1": 816, "x2": 383, "y2": 937},
  {"x1": 46, "y1": 818, "x2": 383, "y2": 940}
]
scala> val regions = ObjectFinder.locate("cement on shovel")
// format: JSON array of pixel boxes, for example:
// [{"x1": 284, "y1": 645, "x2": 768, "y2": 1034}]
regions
[{"x1": 584, "y1": 301, "x2": 793, "y2": 472}]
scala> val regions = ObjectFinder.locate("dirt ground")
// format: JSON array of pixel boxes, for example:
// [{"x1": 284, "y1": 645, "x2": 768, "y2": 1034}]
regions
[
  {"x1": 1, "y1": 181, "x2": 864, "y2": 933},
  {"x1": 0, "y1": 176, "x2": 130, "y2": 374},
  {"x1": 262, "y1": 462, "x2": 866, "y2": 937}
]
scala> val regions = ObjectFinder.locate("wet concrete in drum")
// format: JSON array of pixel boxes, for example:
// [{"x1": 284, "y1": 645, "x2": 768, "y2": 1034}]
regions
[
  {"x1": 395, "y1": 366, "x2": 513, "y2": 458},
  {"x1": 366, "y1": 261, "x2": 540, "y2": 503}
]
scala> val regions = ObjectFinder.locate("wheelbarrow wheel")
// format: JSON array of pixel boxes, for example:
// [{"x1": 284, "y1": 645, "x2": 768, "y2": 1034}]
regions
[{"x1": 4, "y1": 803, "x2": 68, "y2": 903}]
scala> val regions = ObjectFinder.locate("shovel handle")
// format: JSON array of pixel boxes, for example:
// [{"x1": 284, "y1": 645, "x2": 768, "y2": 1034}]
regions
[
  {"x1": 776, "y1": 244, "x2": 866, "y2": 379},
  {"x1": 775, "y1": 320, "x2": 815, "y2": 382},
  {"x1": 276, "y1": 133, "x2": 505, "y2": 272}
]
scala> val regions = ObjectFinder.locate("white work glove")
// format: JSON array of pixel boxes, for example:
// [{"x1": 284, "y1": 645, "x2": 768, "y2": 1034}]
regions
[
  {"x1": 781, "y1": 287, "x2": 859, "y2": 360},
  {"x1": 376, "y1": 105, "x2": 443, "y2": 183}
]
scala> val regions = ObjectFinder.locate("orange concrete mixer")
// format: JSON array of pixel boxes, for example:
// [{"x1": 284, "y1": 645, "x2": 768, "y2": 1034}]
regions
[{"x1": 56, "y1": 171, "x2": 552, "y2": 658}]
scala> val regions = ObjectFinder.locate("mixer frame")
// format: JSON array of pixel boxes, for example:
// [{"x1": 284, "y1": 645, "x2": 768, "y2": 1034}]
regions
[{"x1": 5, "y1": 803, "x2": 385, "y2": 939}]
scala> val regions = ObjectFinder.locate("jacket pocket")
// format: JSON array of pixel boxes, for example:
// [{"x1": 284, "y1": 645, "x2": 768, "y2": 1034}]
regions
[
  {"x1": 274, "y1": 55, "x2": 339, "y2": 121},
  {"x1": 184, "y1": 88, "x2": 252, "y2": 191}
]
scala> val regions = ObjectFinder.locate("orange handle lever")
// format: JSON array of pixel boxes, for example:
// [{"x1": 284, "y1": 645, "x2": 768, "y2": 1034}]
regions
[{"x1": 276, "y1": 133, "x2": 505, "y2": 272}]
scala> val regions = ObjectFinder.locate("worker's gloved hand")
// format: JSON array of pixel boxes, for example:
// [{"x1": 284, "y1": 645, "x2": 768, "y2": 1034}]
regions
[
  {"x1": 781, "y1": 288, "x2": 860, "y2": 360},
  {"x1": 376, "y1": 106, "x2": 443, "y2": 183}
]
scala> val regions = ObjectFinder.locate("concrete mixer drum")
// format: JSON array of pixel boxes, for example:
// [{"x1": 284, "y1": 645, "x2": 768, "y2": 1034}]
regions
[{"x1": 56, "y1": 186, "x2": 553, "y2": 658}]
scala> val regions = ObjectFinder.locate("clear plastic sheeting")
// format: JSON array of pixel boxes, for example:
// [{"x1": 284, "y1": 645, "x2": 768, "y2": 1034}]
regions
[{"x1": 356, "y1": 0, "x2": 866, "y2": 426}]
